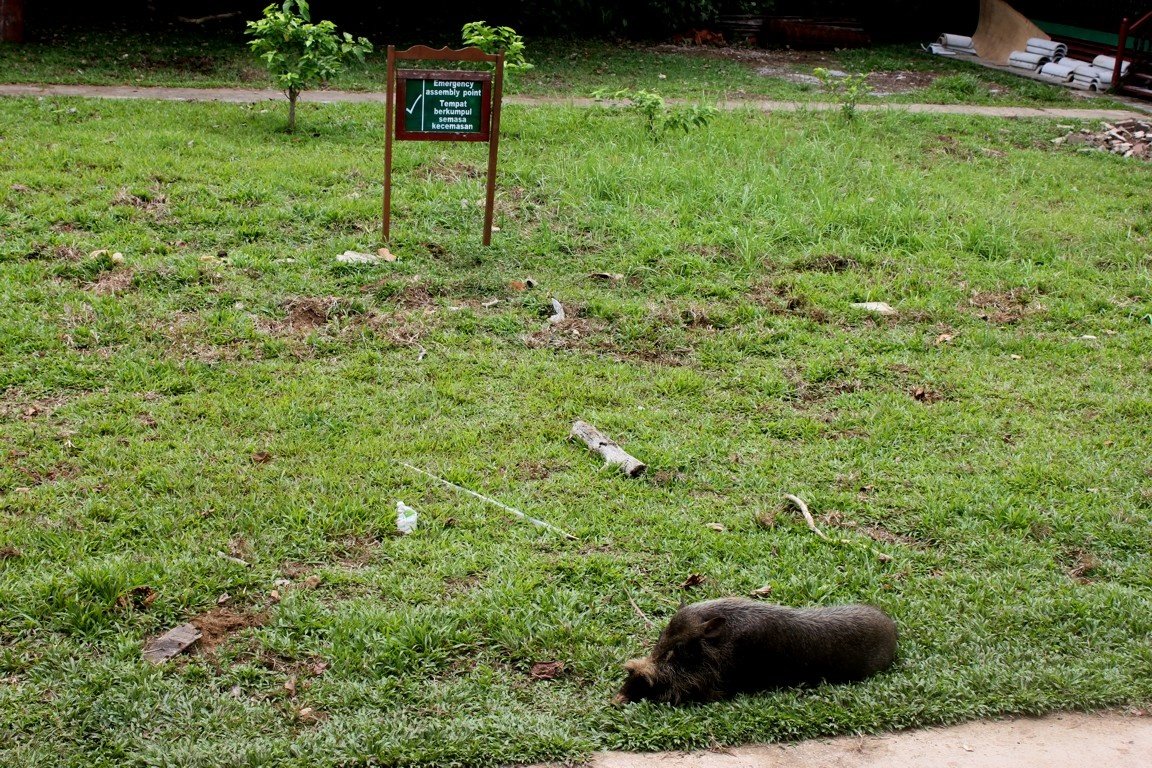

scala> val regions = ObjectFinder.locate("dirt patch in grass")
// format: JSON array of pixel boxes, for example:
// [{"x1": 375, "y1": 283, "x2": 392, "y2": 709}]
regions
[
  {"x1": 443, "y1": 572, "x2": 485, "y2": 597},
  {"x1": 868, "y1": 70, "x2": 940, "y2": 95},
  {"x1": 0, "y1": 391, "x2": 75, "y2": 420},
  {"x1": 818, "y1": 511, "x2": 927, "y2": 550},
  {"x1": 15, "y1": 462, "x2": 79, "y2": 487},
  {"x1": 112, "y1": 187, "x2": 169, "y2": 216},
  {"x1": 750, "y1": 281, "x2": 831, "y2": 323},
  {"x1": 417, "y1": 159, "x2": 482, "y2": 183},
  {"x1": 512, "y1": 460, "x2": 570, "y2": 481},
  {"x1": 257, "y1": 296, "x2": 369, "y2": 337},
  {"x1": 1061, "y1": 547, "x2": 1101, "y2": 584},
  {"x1": 190, "y1": 608, "x2": 266, "y2": 654},
  {"x1": 794, "y1": 253, "x2": 861, "y2": 273},
  {"x1": 524, "y1": 314, "x2": 608, "y2": 352},
  {"x1": 910, "y1": 386, "x2": 944, "y2": 404},
  {"x1": 52, "y1": 245, "x2": 86, "y2": 261},
  {"x1": 328, "y1": 534, "x2": 381, "y2": 569},
  {"x1": 964, "y1": 289, "x2": 1037, "y2": 324},
  {"x1": 88, "y1": 268, "x2": 135, "y2": 295},
  {"x1": 651, "y1": 43, "x2": 833, "y2": 67}
]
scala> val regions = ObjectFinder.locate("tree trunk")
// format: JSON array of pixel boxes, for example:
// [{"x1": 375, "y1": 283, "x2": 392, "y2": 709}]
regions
[
  {"x1": 287, "y1": 89, "x2": 298, "y2": 132},
  {"x1": 0, "y1": 0, "x2": 25, "y2": 43}
]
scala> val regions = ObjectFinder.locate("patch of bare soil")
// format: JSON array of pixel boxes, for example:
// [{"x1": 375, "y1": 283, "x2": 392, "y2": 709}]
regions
[
  {"x1": 648, "y1": 43, "x2": 834, "y2": 67},
  {"x1": 442, "y1": 572, "x2": 485, "y2": 598},
  {"x1": 524, "y1": 311, "x2": 608, "y2": 352},
  {"x1": 417, "y1": 158, "x2": 482, "y2": 182},
  {"x1": 1061, "y1": 547, "x2": 1102, "y2": 584},
  {"x1": 328, "y1": 534, "x2": 381, "y2": 569},
  {"x1": 190, "y1": 608, "x2": 266, "y2": 654},
  {"x1": 512, "y1": 460, "x2": 570, "y2": 481},
  {"x1": 52, "y1": 245, "x2": 86, "y2": 261},
  {"x1": 88, "y1": 268, "x2": 135, "y2": 296},
  {"x1": 750, "y1": 281, "x2": 831, "y2": 323},
  {"x1": 0, "y1": 391, "x2": 73, "y2": 421},
  {"x1": 112, "y1": 187, "x2": 169, "y2": 216},
  {"x1": 794, "y1": 253, "x2": 861, "y2": 272},
  {"x1": 910, "y1": 386, "x2": 944, "y2": 404},
  {"x1": 964, "y1": 289, "x2": 1038, "y2": 324},
  {"x1": 15, "y1": 462, "x2": 78, "y2": 487},
  {"x1": 868, "y1": 70, "x2": 939, "y2": 95}
]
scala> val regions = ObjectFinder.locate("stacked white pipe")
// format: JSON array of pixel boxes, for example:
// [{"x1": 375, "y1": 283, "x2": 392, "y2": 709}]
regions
[
  {"x1": 928, "y1": 33, "x2": 977, "y2": 56},
  {"x1": 1039, "y1": 60, "x2": 1077, "y2": 83},
  {"x1": 1025, "y1": 38, "x2": 1068, "y2": 59},
  {"x1": 1009, "y1": 51, "x2": 1051, "y2": 71}
]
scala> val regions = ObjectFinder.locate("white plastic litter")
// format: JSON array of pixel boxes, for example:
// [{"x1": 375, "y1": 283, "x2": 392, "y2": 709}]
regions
[{"x1": 396, "y1": 501, "x2": 418, "y2": 534}]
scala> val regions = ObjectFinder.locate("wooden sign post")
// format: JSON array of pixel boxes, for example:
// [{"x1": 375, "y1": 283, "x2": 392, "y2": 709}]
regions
[{"x1": 384, "y1": 45, "x2": 505, "y2": 246}]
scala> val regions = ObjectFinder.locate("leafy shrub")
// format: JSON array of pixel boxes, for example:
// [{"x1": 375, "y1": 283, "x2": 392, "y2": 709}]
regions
[
  {"x1": 461, "y1": 21, "x2": 533, "y2": 75},
  {"x1": 813, "y1": 67, "x2": 871, "y2": 120},
  {"x1": 591, "y1": 88, "x2": 719, "y2": 139}
]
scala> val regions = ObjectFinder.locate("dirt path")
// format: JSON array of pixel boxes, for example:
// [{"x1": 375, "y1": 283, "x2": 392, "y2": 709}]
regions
[
  {"x1": 535, "y1": 711, "x2": 1151, "y2": 768},
  {"x1": 0, "y1": 83, "x2": 1146, "y2": 121}
]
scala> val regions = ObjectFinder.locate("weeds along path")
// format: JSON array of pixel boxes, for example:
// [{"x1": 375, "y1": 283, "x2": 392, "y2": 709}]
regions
[{"x1": 0, "y1": 82, "x2": 1147, "y2": 120}]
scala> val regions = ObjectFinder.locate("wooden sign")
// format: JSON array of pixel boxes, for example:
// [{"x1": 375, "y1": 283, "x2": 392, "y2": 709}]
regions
[
  {"x1": 397, "y1": 72, "x2": 491, "y2": 140},
  {"x1": 384, "y1": 46, "x2": 504, "y2": 245}
]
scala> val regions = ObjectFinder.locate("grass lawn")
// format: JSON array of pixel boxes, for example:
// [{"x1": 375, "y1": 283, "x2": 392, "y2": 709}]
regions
[
  {"x1": 1, "y1": 93, "x2": 1152, "y2": 767},
  {"x1": 0, "y1": 26, "x2": 1121, "y2": 107}
]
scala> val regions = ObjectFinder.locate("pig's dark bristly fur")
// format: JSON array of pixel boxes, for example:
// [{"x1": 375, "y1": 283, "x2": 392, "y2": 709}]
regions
[{"x1": 617, "y1": 598, "x2": 897, "y2": 705}]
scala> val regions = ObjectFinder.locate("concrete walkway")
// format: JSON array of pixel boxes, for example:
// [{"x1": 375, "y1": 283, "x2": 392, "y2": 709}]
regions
[
  {"x1": 536, "y1": 711, "x2": 1152, "y2": 768},
  {"x1": 0, "y1": 83, "x2": 1147, "y2": 121}
]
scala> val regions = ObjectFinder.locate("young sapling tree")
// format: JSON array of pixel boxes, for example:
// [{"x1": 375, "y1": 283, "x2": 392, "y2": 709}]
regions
[{"x1": 246, "y1": 0, "x2": 372, "y2": 132}]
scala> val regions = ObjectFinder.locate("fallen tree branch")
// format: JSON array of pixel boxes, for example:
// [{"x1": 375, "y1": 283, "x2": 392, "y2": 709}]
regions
[
  {"x1": 783, "y1": 493, "x2": 893, "y2": 562},
  {"x1": 400, "y1": 462, "x2": 576, "y2": 540},
  {"x1": 783, "y1": 493, "x2": 831, "y2": 541},
  {"x1": 625, "y1": 588, "x2": 655, "y2": 628},
  {"x1": 570, "y1": 421, "x2": 647, "y2": 477}
]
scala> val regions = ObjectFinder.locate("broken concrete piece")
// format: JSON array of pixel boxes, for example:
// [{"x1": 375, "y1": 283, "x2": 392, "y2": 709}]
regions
[
  {"x1": 852, "y1": 301, "x2": 898, "y2": 316},
  {"x1": 143, "y1": 623, "x2": 202, "y2": 663}
]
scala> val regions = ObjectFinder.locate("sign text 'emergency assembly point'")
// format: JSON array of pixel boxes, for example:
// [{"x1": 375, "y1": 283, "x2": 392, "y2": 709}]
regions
[{"x1": 384, "y1": 46, "x2": 504, "y2": 245}]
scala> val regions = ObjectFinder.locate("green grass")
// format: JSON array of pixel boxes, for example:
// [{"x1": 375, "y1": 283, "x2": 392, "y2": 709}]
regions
[
  {"x1": 2, "y1": 95, "x2": 1152, "y2": 767},
  {"x1": 0, "y1": 28, "x2": 1115, "y2": 107}
]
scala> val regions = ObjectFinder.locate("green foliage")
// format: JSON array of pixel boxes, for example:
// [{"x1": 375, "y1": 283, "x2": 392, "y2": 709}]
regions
[
  {"x1": 813, "y1": 67, "x2": 871, "y2": 120},
  {"x1": 591, "y1": 87, "x2": 718, "y2": 138},
  {"x1": 245, "y1": 0, "x2": 372, "y2": 131},
  {"x1": 461, "y1": 21, "x2": 533, "y2": 74}
]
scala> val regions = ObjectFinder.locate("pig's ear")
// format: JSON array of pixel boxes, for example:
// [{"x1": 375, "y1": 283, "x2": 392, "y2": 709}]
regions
[
  {"x1": 624, "y1": 657, "x2": 658, "y2": 685},
  {"x1": 701, "y1": 615, "x2": 726, "y2": 640}
]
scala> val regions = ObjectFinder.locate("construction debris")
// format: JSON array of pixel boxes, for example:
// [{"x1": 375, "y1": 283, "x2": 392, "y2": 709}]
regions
[
  {"x1": 143, "y1": 623, "x2": 202, "y2": 663},
  {"x1": 1054, "y1": 120, "x2": 1152, "y2": 159}
]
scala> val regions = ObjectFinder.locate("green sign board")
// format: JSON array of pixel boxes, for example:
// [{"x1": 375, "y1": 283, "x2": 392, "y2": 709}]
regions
[{"x1": 398, "y1": 75, "x2": 490, "y2": 140}]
